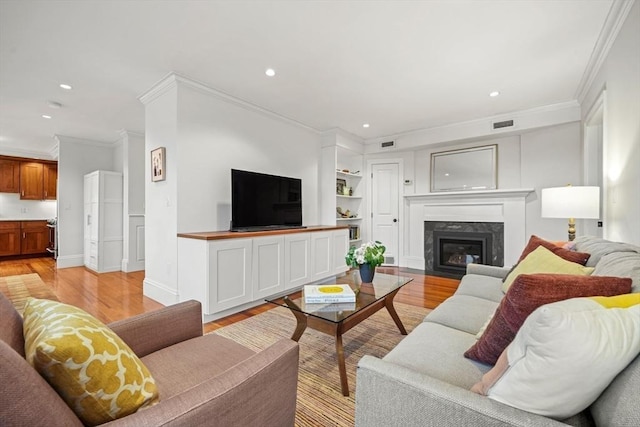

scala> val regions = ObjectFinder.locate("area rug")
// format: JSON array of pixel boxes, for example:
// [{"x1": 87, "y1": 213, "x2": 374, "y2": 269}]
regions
[
  {"x1": 0, "y1": 273, "x2": 58, "y2": 314},
  {"x1": 214, "y1": 303, "x2": 431, "y2": 427}
]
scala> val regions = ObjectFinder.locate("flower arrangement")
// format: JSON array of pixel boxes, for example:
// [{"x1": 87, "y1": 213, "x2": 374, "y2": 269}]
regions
[{"x1": 345, "y1": 241, "x2": 386, "y2": 268}]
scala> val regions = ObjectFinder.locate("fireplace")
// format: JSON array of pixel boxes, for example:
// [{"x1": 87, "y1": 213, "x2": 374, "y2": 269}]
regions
[
  {"x1": 433, "y1": 231, "x2": 493, "y2": 276},
  {"x1": 425, "y1": 221, "x2": 504, "y2": 279}
]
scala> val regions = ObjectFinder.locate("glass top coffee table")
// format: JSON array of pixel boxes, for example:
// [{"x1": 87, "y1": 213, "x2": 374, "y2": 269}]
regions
[{"x1": 266, "y1": 271, "x2": 413, "y2": 396}]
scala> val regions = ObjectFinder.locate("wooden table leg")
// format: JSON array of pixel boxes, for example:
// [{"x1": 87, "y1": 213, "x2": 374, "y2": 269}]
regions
[
  {"x1": 334, "y1": 326, "x2": 350, "y2": 396},
  {"x1": 284, "y1": 297, "x2": 308, "y2": 342},
  {"x1": 384, "y1": 290, "x2": 407, "y2": 335}
]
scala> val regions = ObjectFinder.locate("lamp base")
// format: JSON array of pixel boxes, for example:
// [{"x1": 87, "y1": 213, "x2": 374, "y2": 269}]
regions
[{"x1": 568, "y1": 218, "x2": 576, "y2": 241}]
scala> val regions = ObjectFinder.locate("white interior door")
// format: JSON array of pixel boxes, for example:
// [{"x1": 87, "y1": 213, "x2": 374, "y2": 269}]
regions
[{"x1": 371, "y1": 163, "x2": 399, "y2": 265}]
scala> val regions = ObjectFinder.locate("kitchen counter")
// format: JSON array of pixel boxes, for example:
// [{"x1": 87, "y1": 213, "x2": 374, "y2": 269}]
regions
[{"x1": 0, "y1": 218, "x2": 52, "y2": 221}]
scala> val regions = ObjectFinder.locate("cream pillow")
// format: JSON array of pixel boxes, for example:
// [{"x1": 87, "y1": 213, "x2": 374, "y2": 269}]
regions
[
  {"x1": 23, "y1": 298, "x2": 158, "y2": 426},
  {"x1": 486, "y1": 296, "x2": 640, "y2": 419},
  {"x1": 502, "y1": 246, "x2": 594, "y2": 293}
]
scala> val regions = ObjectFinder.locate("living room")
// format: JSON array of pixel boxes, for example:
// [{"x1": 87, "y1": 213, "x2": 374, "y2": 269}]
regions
[{"x1": 1, "y1": 1, "x2": 639, "y2": 426}]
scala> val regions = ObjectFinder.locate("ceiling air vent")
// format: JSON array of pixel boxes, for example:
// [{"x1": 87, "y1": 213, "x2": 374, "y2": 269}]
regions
[
  {"x1": 493, "y1": 119, "x2": 514, "y2": 130},
  {"x1": 380, "y1": 140, "x2": 395, "y2": 148}
]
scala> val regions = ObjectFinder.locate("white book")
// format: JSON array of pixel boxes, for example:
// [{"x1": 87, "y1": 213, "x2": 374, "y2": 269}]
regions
[
  {"x1": 304, "y1": 302, "x2": 357, "y2": 313},
  {"x1": 304, "y1": 284, "x2": 356, "y2": 303}
]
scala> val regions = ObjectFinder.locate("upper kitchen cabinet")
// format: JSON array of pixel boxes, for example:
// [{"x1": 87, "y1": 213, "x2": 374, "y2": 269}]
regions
[
  {"x1": 20, "y1": 161, "x2": 44, "y2": 200},
  {"x1": 0, "y1": 158, "x2": 20, "y2": 193},
  {"x1": 44, "y1": 162, "x2": 58, "y2": 200}
]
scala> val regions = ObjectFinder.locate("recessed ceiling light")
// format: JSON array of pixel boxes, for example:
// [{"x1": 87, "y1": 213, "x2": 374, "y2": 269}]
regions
[
  {"x1": 489, "y1": 91, "x2": 500, "y2": 97},
  {"x1": 362, "y1": 123, "x2": 370, "y2": 128},
  {"x1": 265, "y1": 68, "x2": 276, "y2": 77},
  {"x1": 42, "y1": 114, "x2": 52, "y2": 119},
  {"x1": 59, "y1": 83, "x2": 72, "y2": 90}
]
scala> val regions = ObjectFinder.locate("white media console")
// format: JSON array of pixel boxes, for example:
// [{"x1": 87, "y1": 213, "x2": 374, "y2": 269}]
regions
[{"x1": 177, "y1": 226, "x2": 350, "y2": 322}]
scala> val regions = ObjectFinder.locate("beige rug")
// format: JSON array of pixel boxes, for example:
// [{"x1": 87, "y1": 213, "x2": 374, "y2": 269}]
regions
[
  {"x1": 0, "y1": 273, "x2": 58, "y2": 314},
  {"x1": 214, "y1": 302, "x2": 430, "y2": 427}
]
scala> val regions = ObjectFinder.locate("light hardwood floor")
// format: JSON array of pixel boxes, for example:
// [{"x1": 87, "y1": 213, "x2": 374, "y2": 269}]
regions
[{"x1": 0, "y1": 257, "x2": 460, "y2": 334}]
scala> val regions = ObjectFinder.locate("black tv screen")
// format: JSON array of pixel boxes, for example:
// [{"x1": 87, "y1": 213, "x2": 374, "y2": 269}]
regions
[{"x1": 231, "y1": 169, "x2": 303, "y2": 231}]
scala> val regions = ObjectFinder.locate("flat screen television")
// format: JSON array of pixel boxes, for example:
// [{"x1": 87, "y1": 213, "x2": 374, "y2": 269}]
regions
[{"x1": 230, "y1": 169, "x2": 304, "y2": 232}]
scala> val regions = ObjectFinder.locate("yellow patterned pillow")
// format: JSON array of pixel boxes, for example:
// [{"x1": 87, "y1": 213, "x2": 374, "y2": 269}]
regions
[{"x1": 23, "y1": 298, "x2": 158, "y2": 426}]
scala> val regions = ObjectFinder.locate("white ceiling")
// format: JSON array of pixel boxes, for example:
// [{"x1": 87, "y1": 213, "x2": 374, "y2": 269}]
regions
[{"x1": 0, "y1": 0, "x2": 615, "y2": 156}]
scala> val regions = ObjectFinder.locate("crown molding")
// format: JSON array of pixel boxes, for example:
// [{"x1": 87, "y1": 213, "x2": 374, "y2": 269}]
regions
[
  {"x1": 575, "y1": 0, "x2": 635, "y2": 102},
  {"x1": 54, "y1": 134, "x2": 116, "y2": 148},
  {"x1": 0, "y1": 144, "x2": 57, "y2": 160},
  {"x1": 363, "y1": 100, "x2": 580, "y2": 153},
  {"x1": 139, "y1": 72, "x2": 322, "y2": 135},
  {"x1": 118, "y1": 129, "x2": 145, "y2": 139}
]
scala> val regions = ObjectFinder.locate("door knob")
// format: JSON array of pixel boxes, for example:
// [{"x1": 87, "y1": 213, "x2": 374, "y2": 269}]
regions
[{"x1": 393, "y1": 218, "x2": 398, "y2": 223}]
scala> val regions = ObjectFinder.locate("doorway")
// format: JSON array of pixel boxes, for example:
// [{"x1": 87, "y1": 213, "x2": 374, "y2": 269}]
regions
[{"x1": 369, "y1": 161, "x2": 402, "y2": 266}]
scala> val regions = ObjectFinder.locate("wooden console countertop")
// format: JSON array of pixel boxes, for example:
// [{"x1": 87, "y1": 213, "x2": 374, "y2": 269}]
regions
[{"x1": 178, "y1": 225, "x2": 349, "y2": 241}]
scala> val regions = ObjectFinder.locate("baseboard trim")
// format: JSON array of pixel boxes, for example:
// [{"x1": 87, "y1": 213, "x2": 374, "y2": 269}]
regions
[
  {"x1": 143, "y1": 278, "x2": 178, "y2": 306},
  {"x1": 121, "y1": 259, "x2": 145, "y2": 272},
  {"x1": 56, "y1": 255, "x2": 84, "y2": 269}
]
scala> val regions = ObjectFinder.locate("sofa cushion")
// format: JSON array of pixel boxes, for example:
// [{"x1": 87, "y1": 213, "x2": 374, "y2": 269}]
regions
[
  {"x1": 517, "y1": 234, "x2": 591, "y2": 265},
  {"x1": 592, "y1": 251, "x2": 640, "y2": 293},
  {"x1": 0, "y1": 340, "x2": 83, "y2": 427},
  {"x1": 141, "y1": 333, "x2": 256, "y2": 399},
  {"x1": 0, "y1": 291, "x2": 24, "y2": 356},
  {"x1": 23, "y1": 298, "x2": 159, "y2": 426},
  {"x1": 464, "y1": 273, "x2": 632, "y2": 365},
  {"x1": 591, "y1": 353, "x2": 640, "y2": 427},
  {"x1": 574, "y1": 235, "x2": 640, "y2": 267},
  {"x1": 502, "y1": 246, "x2": 594, "y2": 293},
  {"x1": 487, "y1": 297, "x2": 640, "y2": 419},
  {"x1": 424, "y1": 295, "x2": 499, "y2": 335},
  {"x1": 384, "y1": 322, "x2": 491, "y2": 389},
  {"x1": 455, "y1": 274, "x2": 504, "y2": 303}
]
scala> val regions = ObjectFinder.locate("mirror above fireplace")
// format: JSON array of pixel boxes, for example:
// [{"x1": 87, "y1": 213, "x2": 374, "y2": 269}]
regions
[{"x1": 431, "y1": 144, "x2": 497, "y2": 192}]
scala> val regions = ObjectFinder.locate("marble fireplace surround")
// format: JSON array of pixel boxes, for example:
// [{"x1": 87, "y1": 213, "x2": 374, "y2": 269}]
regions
[{"x1": 402, "y1": 189, "x2": 534, "y2": 270}]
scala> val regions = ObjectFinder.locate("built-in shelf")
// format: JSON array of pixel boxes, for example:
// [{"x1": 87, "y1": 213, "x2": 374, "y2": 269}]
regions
[
  {"x1": 349, "y1": 239, "x2": 362, "y2": 244},
  {"x1": 337, "y1": 217, "x2": 361, "y2": 221},
  {"x1": 337, "y1": 195, "x2": 362, "y2": 199},
  {"x1": 336, "y1": 171, "x2": 362, "y2": 179}
]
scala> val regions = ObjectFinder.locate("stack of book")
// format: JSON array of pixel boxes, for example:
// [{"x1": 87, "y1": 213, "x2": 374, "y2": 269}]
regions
[{"x1": 304, "y1": 284, "x2": 356, "y2": 303}]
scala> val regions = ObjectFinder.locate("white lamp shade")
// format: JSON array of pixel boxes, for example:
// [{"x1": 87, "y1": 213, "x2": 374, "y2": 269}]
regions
[{"x1": 541, "y1": 186, "x2": 600, "y2": 219}]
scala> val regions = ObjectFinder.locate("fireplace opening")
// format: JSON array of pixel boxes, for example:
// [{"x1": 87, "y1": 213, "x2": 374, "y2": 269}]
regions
[{"x1": 433, "y1": 231, "x2": 493, "y2": 277}]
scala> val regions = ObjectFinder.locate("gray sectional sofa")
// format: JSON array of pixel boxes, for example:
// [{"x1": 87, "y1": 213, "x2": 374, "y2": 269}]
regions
[{"x1": 355, "y1": 236, "x2": 640, "y2": 426}]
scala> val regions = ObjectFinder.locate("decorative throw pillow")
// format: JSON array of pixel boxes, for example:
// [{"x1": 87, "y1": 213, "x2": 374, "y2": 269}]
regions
[
  {"x1": 502, "y1": 246, "x2": 594, "y2": 293},
  {"x1": 486, "y1": 297, "x2": 640, "y2": 419},
  {"x1": 517, "y1": 235, "x2": 591, "y2": 265},
  {"x1": 23, "y1": 298, "x2": 158, "y2": 426},
  {"x1": 464, "y1": 273, "x2": 632, "y2": 365}
]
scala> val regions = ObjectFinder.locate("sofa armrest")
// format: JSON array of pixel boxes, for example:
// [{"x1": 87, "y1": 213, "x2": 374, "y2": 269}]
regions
[
  {"x1": 108, "y1": 300, "x2": 203, "y2": 358},
  {"x1": 103, "y1": 339, "x2": 299, "y2": 427},
  {"x1": 356, "y1": 356, "x2": 567, "y2": 427},
  {"x1": 466, "y1": 263, "x2": 512, "y2": 280}
]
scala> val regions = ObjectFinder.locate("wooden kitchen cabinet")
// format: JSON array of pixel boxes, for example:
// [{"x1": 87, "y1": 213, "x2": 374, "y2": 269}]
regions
[
  {"x1": 0, "y1": 158, "x2": 20, "y2": 193},
  {"x1": 20, "y1": 162, "x2": 44, "y2": 200},
  {"x1": 0, "y1": 222, "x2": 21, "y2": 256},
  {"x1": 44, "y1": 162, "x2": 58, "y2": 200},
  {"x1": 20, "y1": 221, "x2": 49, "y2": 255}
]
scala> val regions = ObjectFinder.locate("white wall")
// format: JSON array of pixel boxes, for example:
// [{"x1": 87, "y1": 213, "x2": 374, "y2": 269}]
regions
[
  {"x1": 56, "y1": 137, "x2": 115, "y2": 268},
  {"x1": 141, "y1": 75, "x2": 322, "y2": 306},
  {"x1": 520, "y1": 122, "x2": 585, "y2": 239},
  {"x1": 121, "y1": 131, "x2": 145, "y2": 272},
  {"x1": 582, "y1": 1, "x2": 640, "y2": 245},
  {"x1": 0, "y1": 193, "x2": 56, "y2": 219}
]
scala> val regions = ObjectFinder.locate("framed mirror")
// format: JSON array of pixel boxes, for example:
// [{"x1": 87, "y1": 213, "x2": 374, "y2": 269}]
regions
[{"x1": 431, "y1": 145, "x2": 497, "y2": 192}]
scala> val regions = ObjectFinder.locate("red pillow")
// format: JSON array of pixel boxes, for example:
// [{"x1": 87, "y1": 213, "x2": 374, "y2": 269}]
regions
[
  {"x1": 518, "y1": 235, "x2": 590, "y2": 265},
  {"x1": 464, "y1": 274, "x2": 631, "y2": 365}
]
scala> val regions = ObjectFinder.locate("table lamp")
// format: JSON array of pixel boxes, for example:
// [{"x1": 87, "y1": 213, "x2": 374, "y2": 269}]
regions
[{"x1": 541, "y1": 185, "x2": 600, "y2": 241}]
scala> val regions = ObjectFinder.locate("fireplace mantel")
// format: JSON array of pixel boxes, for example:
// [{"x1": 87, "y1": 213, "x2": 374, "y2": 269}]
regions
[
  {"x1": 405, "y1": 188, "x2": 535, "y2": 201},
  {"x1": 402, "y1": 188, "x2": 534, "y2": 270}
]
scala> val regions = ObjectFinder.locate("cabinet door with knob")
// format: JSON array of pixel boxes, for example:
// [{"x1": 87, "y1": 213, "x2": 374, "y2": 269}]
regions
[
  {"x1": 44, "y1": 163, "x2": 58, "y2": 200},
  {"x1": 20, "y1": 221, "x2": 48, "y2": 254},
  {"x1": 20, "y1": 162, "x2": 44, "y2": 200},
  {"x1": 0, "y1": 222, "x2": 21, "y2": 256},
  {"x1": 0, "y1": 159, "x2": 20, "y2": 193}
]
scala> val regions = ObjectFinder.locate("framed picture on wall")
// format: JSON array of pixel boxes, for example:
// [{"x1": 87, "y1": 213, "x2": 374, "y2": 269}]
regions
[{"x1": 151, "y1": 147, "x2": 166, "y2": 182}]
